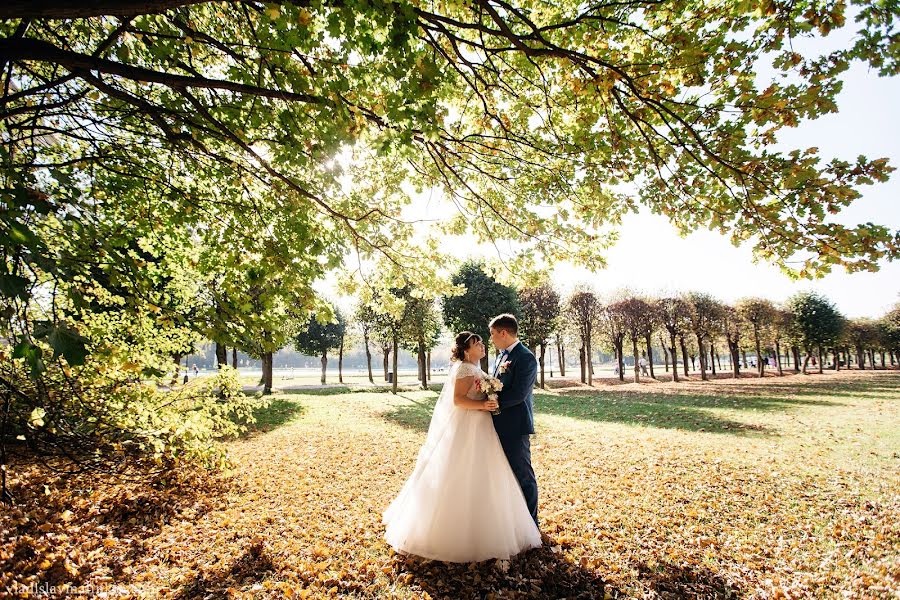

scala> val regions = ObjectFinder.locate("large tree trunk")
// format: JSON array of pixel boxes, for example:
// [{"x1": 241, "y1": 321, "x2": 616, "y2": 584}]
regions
[
  {"x1": 741, "y1": 349, "x2": 748, "y2": 369},
  {"x1": 645, "y1": 333, "x2": 656, "y2": 379},
  {"x1": 171, "y1": 353, "x2": 184, "y2": 386},
  {"x1": 709, "y1": 344, "x2": 716, "y2": 376},
  {"x1": 263, "y1": 351, "x2": 273, "y2": 394},
  {"x1": 881, "y1": 351, "x2": 887, "y2": 368},
  {"x1": 418, "y1": 341, "x2": 427, "y2": 390},
  {"x1": 818, "y1": 347, "x2": 825, "y2": 374},
  {"x1": 364, "y1": 330, "x2": 374, "y2": 383},
  {"x1": 382, "y1": 346, "x2": 390, "y2": 381},
  {"x1": 616, "y1": 341, "x2": 625, "y2": 381},
  {"x1": 427, "y1": 351, "x2": 432, "y2": 381},
  {"x1": 802, "y1": 351, "x2": 811, "y2": 374},
  {"x1": 587, "y1": 338, "x2": 594, "y2": 387},
  {"x1": 696, "y1": 334, "x2": 708, "y2": 381},
  {"x1": 320, "y1": 352, "x2": 327, "y2": 385},
  {"x1": 231, "y1": 348, "x2": 237, "y2": 369},
  {"x1": 392, "y1": 336, "x2": 399, "y2": 395},
  {"x1": 557, "y1": 342, "x2": 566, "y2": 377},
  {"x1": 539, "y1": 343, "x2": 546, "y2": 389},
  {"x1": 669, "y1": 332, "x2": 679, "y2": 383},
  {"x1": 338, "y1": 336, "x2": 344, "y2": 384},
  {"x1": 679, "y1": 337, "x2": 689, "y2": 377},
  {"x1": 215, "y1": 343, "x2": 227, "y2": 368},
  {"x1": 775, "y1": 340, "x2": 784, "y2": 376},
  {"x1": 856, "y1": 345, "x2": 865, "y2": 369},
  {"x1": 792, "y1": 346, "x2": 801, "y2": 372},
  {"x1": 833, "y1": 348, "x2": 840, "y2": 371},
  {"x1": 754, "y1": 327, "x2": 763, "y2": 377},
  {"x1": 579, "y1": 345, "x2": 586, "y2": 383},
  {"x1": 631, "y1": 336, "x2": 641, "y2": 383},
  {"x1": 729, "y1": 339, "x2": 740, "y2": 378},
  {"x1": 660, "y1": 334, "x2": 670, "y2": 372}
]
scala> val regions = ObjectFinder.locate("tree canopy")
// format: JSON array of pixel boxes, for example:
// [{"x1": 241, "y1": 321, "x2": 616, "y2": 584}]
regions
[
  {"x1": 2, "y1": 0, "x2": 898, "y2": 285},
  {"x1": 442, "y1": 261, "x2": 518, "y2": 353}
]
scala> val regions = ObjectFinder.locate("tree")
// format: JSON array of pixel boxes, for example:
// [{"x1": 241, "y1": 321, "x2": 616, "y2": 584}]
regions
[
  {"x1": 785, "y1": 292, "x2": 845, "y2": 374},
  {"x1": 566, "y1": 289, "x2": 600, "y2": 385},
  {"x1": 354, "y1": 303, "x2": 378, "y2": 383},
  {"x1": 658, "y1": 297, "x2": 691, "y2": 382},
  {"x1": 845, "y1": 318, "x2": 879, "y2": 370},
  {"x1": 617, "y1": 297, "x2": 656, "y2": 383},
  {"x1": 736, "y1": 298, "x2": 777, "y2": 377},
  {"x1": 684, "y1": 293, "x2": 724, "y2": 381},
  {"x1": 400, "y1": 296, "x2": 442, "y2": 390},
  {"x1": 598, "y1": 301, "x2": 629, "y2": 382},
  {"x1": 294, "y1": 308, "x2": 346, "y2": 385},
  {"x1": 518, "y1": 284, "x2": 562, "y2": 389},
  {"x1": 771, "y1": 307, "x2": 793, "y2": 376},
  {"x1": 720, "y1": 304, "x2": 745, "y2": 378},
  {"x1": 880, "y1": 304, "x2": 900, "y2": 365},
  {"x1": 443, "y1": 262, "x2": 518, "y2": 371}
]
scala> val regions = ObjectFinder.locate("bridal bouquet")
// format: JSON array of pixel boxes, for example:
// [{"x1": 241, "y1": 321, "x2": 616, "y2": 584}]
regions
[{"x1": 476, "y1": 375, "x2": 503, "y2": 416}]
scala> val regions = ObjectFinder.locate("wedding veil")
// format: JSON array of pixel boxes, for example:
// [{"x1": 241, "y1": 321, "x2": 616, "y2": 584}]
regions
[{"x1": 415, "y1": 360, "x2": 462, "y2": 463}]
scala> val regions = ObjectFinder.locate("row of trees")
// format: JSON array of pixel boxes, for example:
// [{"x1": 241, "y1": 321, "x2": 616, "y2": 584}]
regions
[
  {"x1": 560, "y1": 289, "x2": 900, "y2": 385},
  {"x1": 289, "y1": 261, "x2": 900, "y2": 391}
]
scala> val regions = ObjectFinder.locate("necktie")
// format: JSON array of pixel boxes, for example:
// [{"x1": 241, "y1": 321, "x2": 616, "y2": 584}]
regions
[{"x1": 494, "y1": 350, "x2": 508, "y2": 376}]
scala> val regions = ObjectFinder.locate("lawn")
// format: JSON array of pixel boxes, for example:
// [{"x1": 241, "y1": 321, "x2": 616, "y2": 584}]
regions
[{"x1": 2, "y1": 370, "x2": 898, "y2": 598}]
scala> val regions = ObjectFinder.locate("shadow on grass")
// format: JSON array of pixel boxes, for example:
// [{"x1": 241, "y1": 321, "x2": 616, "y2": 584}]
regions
[
  {"x1": 237, "y1": 396, "x2": 306, "y2": 438},
  {"x1": 395, "y1": 545, "x2": 612, "y2": 599},
  {"x1": 380, "y1": 371, "x2": 900, "y2": 436},
  {"x1": 394, "y1": 544, "x2": 743, "y2": 599},
  {"x1": 172, "y1": 540, "x2": 276, "y2": 599},
  {"x1": 533, "y1": 391, "x2": 772, "y2": 435},
  {"x1": 380, "y1": 383, "x2": 845, "y2": 436},
  {"x1": 381, "y1": 394, "x2": 439, "y2": 432},
  {"x1": 631, "y1": 559, "x2": 742, "y2": 599},
  {"x1": 380, "y1": 386, "x2": 780, "y2": 436}
]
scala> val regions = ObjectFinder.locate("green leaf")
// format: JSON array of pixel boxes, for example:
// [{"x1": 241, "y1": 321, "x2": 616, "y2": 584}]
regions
[
  {"x1": 0, "y1": 272, "x2": 29, "y2": 300},
  {"x1": 33, "y1": 321, "x2": 90, "y2": 366},
  {"x1": 47, "y1": 324, "x2": 90, "y2": 366},
  {"x1": 4, "y1": 221, "x2": 38, "y2": 246}
]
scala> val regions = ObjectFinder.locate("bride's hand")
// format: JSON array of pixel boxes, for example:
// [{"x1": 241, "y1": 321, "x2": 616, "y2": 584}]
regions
[{"x1": 484, "y1": 399, "x2": 499, "y2": 412}]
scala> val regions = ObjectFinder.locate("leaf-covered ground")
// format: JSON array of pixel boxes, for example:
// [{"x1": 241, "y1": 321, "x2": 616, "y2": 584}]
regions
[{"x1": 2, "y1": 370, "x2": 898, "y2": 598}]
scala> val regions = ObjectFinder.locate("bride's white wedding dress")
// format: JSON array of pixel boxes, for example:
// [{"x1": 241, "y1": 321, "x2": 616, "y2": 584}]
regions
[{"x1": 383, "y1": 360, "x2": 541, "y2": 563}]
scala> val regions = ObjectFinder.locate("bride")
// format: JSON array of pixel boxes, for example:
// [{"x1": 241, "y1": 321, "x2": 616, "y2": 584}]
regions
[{"x1": 382, "y1": 331, "x2": 542, "y2": 563}]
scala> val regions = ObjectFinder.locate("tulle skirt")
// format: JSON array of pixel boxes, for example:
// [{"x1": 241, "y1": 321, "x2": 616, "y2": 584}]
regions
[{"x1": 383, "y1": 407, "x2": 541, "y2": 562}]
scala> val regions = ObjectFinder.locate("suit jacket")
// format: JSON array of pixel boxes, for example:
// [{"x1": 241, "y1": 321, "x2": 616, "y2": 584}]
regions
[{"x1": 491, "y1": 342, "x2": 537, "y2": 438}]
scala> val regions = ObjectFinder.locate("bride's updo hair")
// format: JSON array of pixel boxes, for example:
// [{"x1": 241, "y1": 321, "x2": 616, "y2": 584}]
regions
[{"x1": 451, "y1": 331, "x2": 482, "y2": 362}]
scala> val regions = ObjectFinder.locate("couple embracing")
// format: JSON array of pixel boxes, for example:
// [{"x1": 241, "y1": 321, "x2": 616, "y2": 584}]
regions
[{"x1": 383, "y1": 314, "x2": 543, "y2": 562}]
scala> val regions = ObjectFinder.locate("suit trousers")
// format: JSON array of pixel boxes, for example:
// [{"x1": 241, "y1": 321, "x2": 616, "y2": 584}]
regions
[{"x1": 499, "y1": 434, "x2": 538, "y2": 527}]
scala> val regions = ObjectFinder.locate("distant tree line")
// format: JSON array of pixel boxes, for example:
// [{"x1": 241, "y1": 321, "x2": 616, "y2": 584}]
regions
[{"x1": 293, "y1": 262, "x2": 899, "y2": 392}]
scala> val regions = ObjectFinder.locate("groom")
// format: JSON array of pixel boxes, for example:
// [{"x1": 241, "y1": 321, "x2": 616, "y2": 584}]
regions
[{"x1": 489, "y1": 314, "x2": 539, "y2": 529}]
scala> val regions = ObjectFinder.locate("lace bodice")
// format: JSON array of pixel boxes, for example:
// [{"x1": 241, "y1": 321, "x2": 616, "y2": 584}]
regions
[{"x1": 454, "y1": 361, "x2": 486, "y2": 400}]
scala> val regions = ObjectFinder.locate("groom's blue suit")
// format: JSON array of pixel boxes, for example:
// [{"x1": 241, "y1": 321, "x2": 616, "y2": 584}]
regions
[{"x1": 492, "y1": 341, "x2": 539, "y2": 527}]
